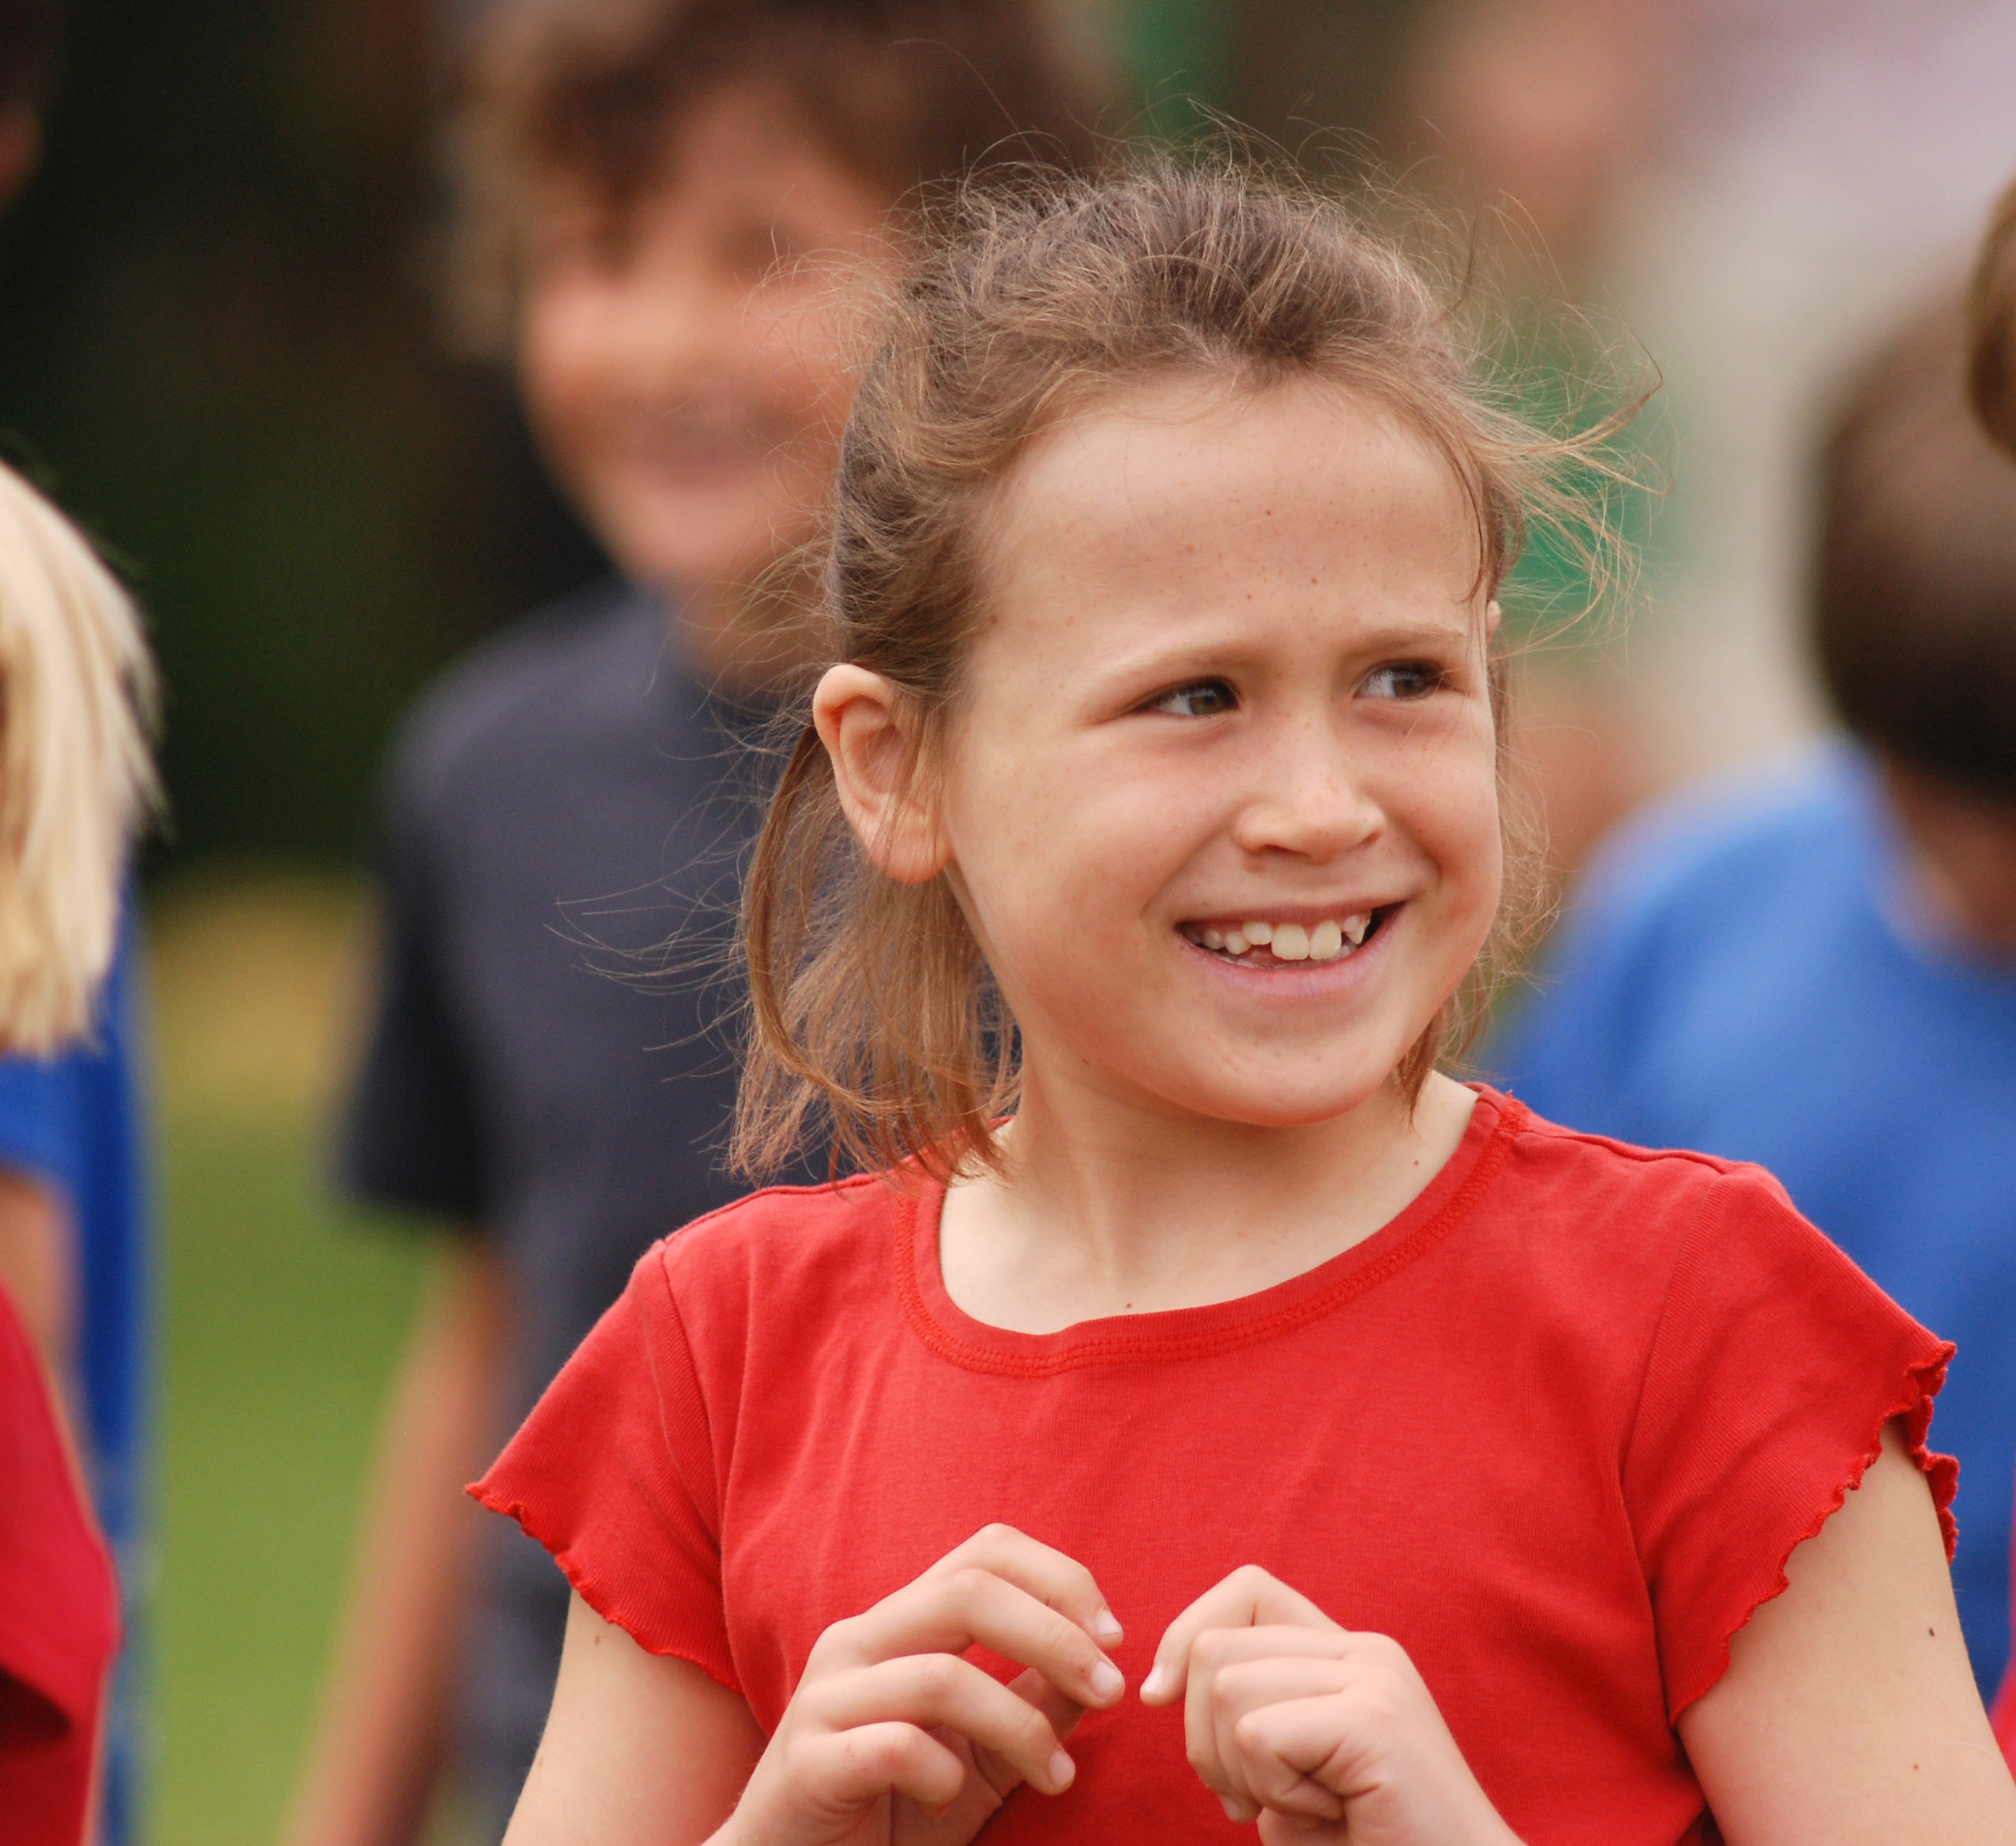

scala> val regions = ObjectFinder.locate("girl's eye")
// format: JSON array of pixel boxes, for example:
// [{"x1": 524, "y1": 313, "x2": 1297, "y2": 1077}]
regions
[
  {"x1": 1148, "y1": 679, "x2": 1237, "y2": 718},
  {"x1": 1359, "y1": 662, "x2": 1447, "y2": 701}
]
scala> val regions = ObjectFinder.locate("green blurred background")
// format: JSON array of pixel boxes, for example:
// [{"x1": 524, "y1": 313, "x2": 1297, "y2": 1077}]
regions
[{"x1": 0, "y1": 4, "x2": 1437, "y2": 1841}]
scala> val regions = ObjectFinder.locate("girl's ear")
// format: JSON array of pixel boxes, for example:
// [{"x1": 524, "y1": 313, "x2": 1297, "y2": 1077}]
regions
[
  {"x1": 813, "y1": 664, "x2": 950, "y2": 885},
  {"x1": 1484, "y1": 598, "x2": 1503, "y2": 637}
]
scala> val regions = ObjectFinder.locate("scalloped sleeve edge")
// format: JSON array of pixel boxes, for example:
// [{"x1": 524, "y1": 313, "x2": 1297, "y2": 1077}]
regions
[
  {"x1": 465, "y1": 1477, "x2": 745, "y2": 1700},
  {"x1": 1668, "y1": 1338, "x2": 1957, "y2": 1722}
]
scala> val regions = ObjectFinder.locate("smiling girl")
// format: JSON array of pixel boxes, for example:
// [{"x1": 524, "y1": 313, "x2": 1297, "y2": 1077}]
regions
[{"x1": 475, "y1": 160, "x2": 2016, "y2": 1846}]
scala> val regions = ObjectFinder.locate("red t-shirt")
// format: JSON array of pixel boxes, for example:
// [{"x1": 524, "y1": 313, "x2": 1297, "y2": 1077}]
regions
[
  {"x1": 477, "y1": 1090, "x2": 1956, "y2": 1845},
  {"x1": 0, "y1": 1285, "x2": 120, "y2": 1846}
]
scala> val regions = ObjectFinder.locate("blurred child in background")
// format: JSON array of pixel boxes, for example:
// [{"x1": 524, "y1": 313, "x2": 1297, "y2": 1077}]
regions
[
  {"x1": 1967, "y1": 172, "x2": 2016, "y2": 1767},
  {"x1": 283, "y1": 7, "x2": 1117, "y2": 1842},
  {"x1": 0, "y1": 456, "x2": 156, "y2": 1846},
  {"x1": 1975, "y1": 175, "x2": 2016, "y2": 458},
  {"x1": 0, "y1": 11, "x2": 155, "y2": 1843},
  {"x1": 1492, "y1": 260, "x2": 2016, "y2": 1696}
]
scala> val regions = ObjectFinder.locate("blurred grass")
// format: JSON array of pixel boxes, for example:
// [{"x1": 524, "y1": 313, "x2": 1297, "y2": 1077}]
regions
[{"x1": 148, "y1": 868, "x2": 437, "y2": 1846}]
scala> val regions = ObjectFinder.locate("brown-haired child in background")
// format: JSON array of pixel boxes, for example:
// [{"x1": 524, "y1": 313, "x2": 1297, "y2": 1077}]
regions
[{"x1": 281, "y1": 7, "x2": 1117, "y2": 1844}]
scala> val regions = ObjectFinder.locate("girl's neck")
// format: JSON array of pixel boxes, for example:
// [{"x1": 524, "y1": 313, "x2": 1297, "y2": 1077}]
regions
[{"x1": 937, "y1": 1070, "x2": 1478, "y2": 1335}]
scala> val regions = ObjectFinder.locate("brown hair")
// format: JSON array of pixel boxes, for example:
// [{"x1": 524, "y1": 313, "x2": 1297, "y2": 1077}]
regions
[
  {"x1": 442, "y1": 0, "x2": 1122, "y2": 355},
  {"x1": 1816, "y1": 298, "x2": 2016, "y2": 797},
  {"x1": 1972, "y1": 174, "x2": 2016, "y2": 457},
  {"x1": 736, "y1": 152, "x2": 1635, "y2": 1182}
]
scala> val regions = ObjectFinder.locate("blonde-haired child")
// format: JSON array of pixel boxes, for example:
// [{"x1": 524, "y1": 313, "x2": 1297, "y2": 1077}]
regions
[
  {"x1": 0, "y1": 460, "x2": 155, "y2": 1054},
  {"x1": 0, "y1": 456, "x2": 155, "y2": 1846},
  {"x1": 479, "y1": 159, "x2": 2015, "y2": 1845}
]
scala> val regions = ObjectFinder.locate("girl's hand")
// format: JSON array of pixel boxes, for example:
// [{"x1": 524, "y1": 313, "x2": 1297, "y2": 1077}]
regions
[
  {"x1": 1142, "y1": 1566, "x2": 1521, "y2": 1846},
  {"x1": 717, "y1": 1524, "x2": 1126, "y2": 1846}
]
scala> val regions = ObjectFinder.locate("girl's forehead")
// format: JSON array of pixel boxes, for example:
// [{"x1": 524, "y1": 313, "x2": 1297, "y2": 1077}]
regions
[{"x1": 982, "y1": 371, "x2": 1483, "y2": 596}]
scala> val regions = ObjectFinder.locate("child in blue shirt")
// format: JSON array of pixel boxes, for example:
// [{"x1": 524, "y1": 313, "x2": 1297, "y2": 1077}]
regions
[{"x1": 1494, "y1": 293, "x2": 2016, "y2": 1694}]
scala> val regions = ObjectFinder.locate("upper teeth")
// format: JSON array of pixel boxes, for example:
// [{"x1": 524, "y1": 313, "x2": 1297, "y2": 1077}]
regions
[{"x1": 1193, "y1": 914, "x2": 1374, "y2": 963}]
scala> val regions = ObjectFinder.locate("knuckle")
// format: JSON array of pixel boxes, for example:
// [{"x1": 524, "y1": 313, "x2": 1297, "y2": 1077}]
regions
[
  {"x1": 1358, "y1": 1631, "x2": 1406, "y2": 1666},
  {"x1": 1045, "y1": 1609, "x2": 1091, "y2": 1658},
  {"x1": 1190, "y1": 1627, "x2": 1232, "y2": 1671},
  {"x1": 805, "y1": 1622, "x2": 851, "y2": 1670},
  {"x1": 1341, "y1": 1679, "x2": 1403, "y2": 1733},
  {"x1": 947, "y1": 1565, "x2": 995, "y2": 1602},
  {"x1": 1230, "y1": 1710, "x2": 1270, "y2": 1756},
  {"x1": 855, "y1": 1725, "x2": 913, "y2": 1776}
]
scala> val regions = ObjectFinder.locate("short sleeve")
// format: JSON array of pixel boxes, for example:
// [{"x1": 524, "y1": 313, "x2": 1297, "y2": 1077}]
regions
[
  {"x1": 1625, "y1": 1170, "x2": 1957, "y2": 1719},
  {"x1": 469, "y1": 1245, "x2": 737, "y2": 1693},
  {"x1": 333, "y1": 742, "x2": 487, "y2": 1223}
]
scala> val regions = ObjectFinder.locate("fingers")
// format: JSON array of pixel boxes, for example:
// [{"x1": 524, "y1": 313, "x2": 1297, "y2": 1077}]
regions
[
  {"x1": 1230, "y1": 1691, "x2": 1378, "y2": 1809},
  {"x1": 820, "y1": 1563, "x2": 1124, "y2": 1713},
  {"x1": 1143, "y1": 1565, "x2": 1341, "y2": 1705},
  {"x1": 1165, "y1": 1625, "x2": 1505, "y2": 1846},
  {"x1": 807, "y1": 1720, "x2": 970, "y2": 1813},
  {"x1": 739, "y1": 1529, "x2": 1119, "y2": 1846},
  {"x1": 962, "y1": 1665, "x2": 1095, "y2": 1804},
  {"x1": 926, "y1": 1524, "x2": 1125, "y2": 1649},
  {"x1": 813, "y1": 1655, "x2": 1077, "y2": 1797},
  {"x1": 1182, "y1": 1633, "x2": 1357, "y2": 1820}
]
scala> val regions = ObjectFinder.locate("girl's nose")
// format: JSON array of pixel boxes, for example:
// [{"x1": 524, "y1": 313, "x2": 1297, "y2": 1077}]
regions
[{"x1": 1227, "y1": 728, "x2": 1384, "y2": 862}]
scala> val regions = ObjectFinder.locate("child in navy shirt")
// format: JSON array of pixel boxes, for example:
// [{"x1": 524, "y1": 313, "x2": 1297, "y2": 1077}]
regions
[{"x1": 284, "y1": 7, "x2": 1116, "y2": 1842}]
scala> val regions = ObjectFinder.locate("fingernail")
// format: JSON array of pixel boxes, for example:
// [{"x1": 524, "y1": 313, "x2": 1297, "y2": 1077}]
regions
[
  {"x1": 1088, "y1": 1659, "x2": 1124, "y2": 1700},
  {"x1": 1140, "y1": 1663, "x2": 1169, "y2": 1701},
  {"x1": 1092, "y1": 1605, "x2": 1124, "y2": 1644},
  {"x1": 1046, "y1": 1750, "x2": 1075, "y2": 1791},
  {"x1": 1218, "y1": 1794, "x2": 1248, "y2": 1823}
]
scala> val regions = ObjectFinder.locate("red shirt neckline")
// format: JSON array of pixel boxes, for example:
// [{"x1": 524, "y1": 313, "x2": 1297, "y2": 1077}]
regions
[{"x1": 895, "y1": 1087, "x2": 1527, "y2": 1377}]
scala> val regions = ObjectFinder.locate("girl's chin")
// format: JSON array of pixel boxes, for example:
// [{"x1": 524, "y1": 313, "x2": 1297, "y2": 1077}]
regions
[{"x1": 1106, "y1": 1059, "x2": 1407, "y2": 1133}]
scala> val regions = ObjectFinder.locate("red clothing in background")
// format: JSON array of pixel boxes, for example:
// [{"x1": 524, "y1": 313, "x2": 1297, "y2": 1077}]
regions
[
  {"x1": 0, "y1": 1285, "x2": 120, "y2": 1846},
  {"x1": 477, "y1": 1090, "x2": 1955, "y2": 1846},
  {"x1": 1995, "y1": 1575, "x2": 2016, "y2": 1769}
]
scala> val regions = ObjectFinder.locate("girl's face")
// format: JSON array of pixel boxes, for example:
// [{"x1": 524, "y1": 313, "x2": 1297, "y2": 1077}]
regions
[{"x1": 938, "y1": 374, "x2": 1502, "y2": 1129}]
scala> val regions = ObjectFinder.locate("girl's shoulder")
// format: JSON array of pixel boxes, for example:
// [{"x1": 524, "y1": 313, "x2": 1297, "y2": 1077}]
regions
[
  {"x1": 1476, "y1": 1092, "x2": 1917, "y2": 1357},
  {"x1": 658, "y1": 1170, "x2": 908, "y2": 1262},
  {"x1": 638, "y1": 1171, "x2": 919, "y2": 1346},
  {"x1": 1494, "y1": 1092, "x2": 1809, "y2": 1245}
]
